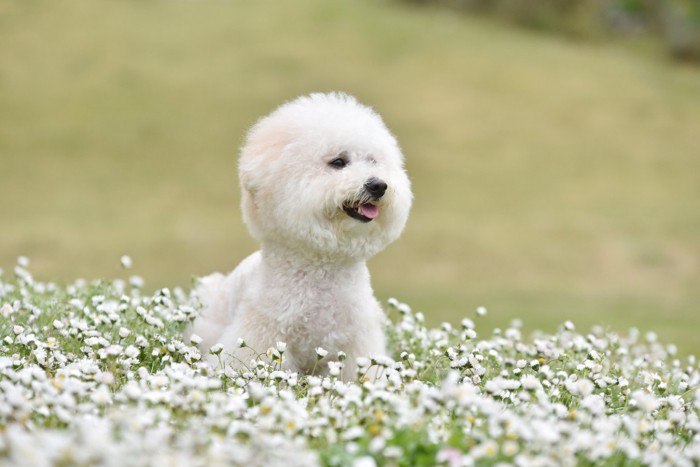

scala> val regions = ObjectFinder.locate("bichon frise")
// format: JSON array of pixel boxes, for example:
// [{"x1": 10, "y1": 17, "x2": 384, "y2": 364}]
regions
[{"x1": 191, "y1": 92, "x2": 412, "y2": 378}]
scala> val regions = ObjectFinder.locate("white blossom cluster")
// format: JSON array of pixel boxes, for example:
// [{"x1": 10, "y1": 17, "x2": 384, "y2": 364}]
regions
[{"x1": 1, "y1": 259, "x2": 699, "y2": 466}]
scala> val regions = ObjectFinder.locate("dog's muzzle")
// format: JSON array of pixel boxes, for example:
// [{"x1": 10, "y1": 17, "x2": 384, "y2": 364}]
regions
[{"x1": 343, "y1": 178, "x2": 387, "y2": 223}]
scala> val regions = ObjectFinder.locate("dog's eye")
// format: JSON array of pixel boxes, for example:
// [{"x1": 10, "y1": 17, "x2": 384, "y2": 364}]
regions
[{"x1": 328, "y1": 157, "x2": 348, "y2": 169}]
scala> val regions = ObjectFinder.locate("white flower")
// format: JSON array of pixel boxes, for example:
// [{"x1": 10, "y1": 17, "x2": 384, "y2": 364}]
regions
[
  {"x1": 315, "y1": 347, "x2": 328, "y2": 359},
  {"x1": 476, "y1": 306, "x2": 487, "y2": 316},
  {"x1": 145, "y1": 315, "x2": 164, "y2": 328},
  {"x1": 189, "y1": 389, "x2": 205, "y2": 404},
  {"x1": 125, "y1": 346, "x2": 140, "y2": 358},
  {"x1": 472, "y1": 440, "x2": 498, "y2": 459},
  {"x1": 328, "y1": 361, "x2": 343, "y2": 376},
  {"x1": 580, "y1": 394, "x2": 606, "y2": 415},
  {"x1": 129, "y1": 275, "x2": 144, "y2": 288},
  {"x1": 503, "y1": 440, "x2": 519, "y2": 456},
  {"x1": 521, "y1": 374, "x2": 541, "y2": 391},
  {"x1": 269, "y1": 371, "x2": 287, "y2": 381},
  {"x1": 1, "y1": 304, "x2": 14, "y2": 318},
  {"x1": 484, "y1": 379, "x2": 501, "y2": 394},
  {"x1": 342, "y1": 426, "x2": 365, "y2": 441},
  {"x1": 189, "y1": 334, "x2": 203, "y2": 345},
  {"x1": 33, "y1": 347, "x2": 47, "y2": 365},
  {"x1": 91, "y1": 385, "x2": 112, "y2": 405},
  {"x1": 353, "y1": 456, "x2": 377, "y2": 467},
  {"x1": 633, "y1": 389, "x2": 659, "y2": 413},
  {"x1": 247, "y1": 382, "x2": 266, "y2": 401},
  {"x1": 85, "y1": 337, "x2": 101, "y2": 347},
  {"x1": 577, "y1": 378, "x2": 595, "y2": 396},
  {"x1": 100, "y1": 371, "x2": 115, "y2": 385},
  {"x1": 356, "y1": 357, "x2": 370, "y2": 369},
  {"x1": 119, "y1": 327, "x2": 130, "y2": 338},
  {"x1": 120, "y1": 255, "x2": 133, "y2": 269}
]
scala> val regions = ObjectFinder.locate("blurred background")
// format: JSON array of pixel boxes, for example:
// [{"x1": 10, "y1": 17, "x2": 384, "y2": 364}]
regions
[{"x1": 1, "y1": 0, "x2": 699, "y2": 354}]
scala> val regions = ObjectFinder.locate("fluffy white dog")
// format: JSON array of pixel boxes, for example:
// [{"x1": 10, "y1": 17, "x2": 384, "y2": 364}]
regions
[{"x1": 191, "y1": 92, "x2": 412, "y2": 378}]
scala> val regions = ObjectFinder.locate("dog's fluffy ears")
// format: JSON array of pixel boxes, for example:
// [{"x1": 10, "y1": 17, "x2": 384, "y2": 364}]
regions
[{"x1": 238, "y1": 111, "x2": 295, "y2": 240}]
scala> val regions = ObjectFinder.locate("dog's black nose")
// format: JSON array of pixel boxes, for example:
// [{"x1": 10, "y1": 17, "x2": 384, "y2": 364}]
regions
[{"x1": 364, "y1": 178, "x2": 388, "y2": 199}]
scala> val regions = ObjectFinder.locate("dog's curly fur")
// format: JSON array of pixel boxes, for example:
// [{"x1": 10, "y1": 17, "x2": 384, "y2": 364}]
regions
[{"x1": 191, "y1": 92, "x2": 412, "y2": 378}]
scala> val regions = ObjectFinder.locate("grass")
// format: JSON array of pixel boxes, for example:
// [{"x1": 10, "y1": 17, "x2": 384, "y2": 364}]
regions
[{"x1": 1, "y1": 0, "x2": 699, "y2": 354}]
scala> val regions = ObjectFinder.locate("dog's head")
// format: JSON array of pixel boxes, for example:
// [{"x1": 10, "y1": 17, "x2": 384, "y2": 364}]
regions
[{"x1": 239, "y1": 92, "x2": 412, "y2": 260}]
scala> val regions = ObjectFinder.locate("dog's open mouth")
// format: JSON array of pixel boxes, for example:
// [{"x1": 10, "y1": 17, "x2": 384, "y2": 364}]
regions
[{"x1": 343, "y1": 203, "x2": 379, "y2": 223}]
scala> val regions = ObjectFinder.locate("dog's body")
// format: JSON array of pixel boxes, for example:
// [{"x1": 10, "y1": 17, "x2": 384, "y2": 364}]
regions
[{"x1": 191, "y1": 93, "x2": 412, "y2": 377}]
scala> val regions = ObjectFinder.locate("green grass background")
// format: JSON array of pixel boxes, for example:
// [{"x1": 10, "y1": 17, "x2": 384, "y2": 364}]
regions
[{"x1": 1, "y1": 0, "x2": 699, "y2": 354}]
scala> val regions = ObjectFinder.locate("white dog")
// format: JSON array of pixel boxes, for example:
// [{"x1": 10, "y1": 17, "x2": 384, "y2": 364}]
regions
[{"x1": 191, "y1": 92, "x2": 412, "y2": 378}]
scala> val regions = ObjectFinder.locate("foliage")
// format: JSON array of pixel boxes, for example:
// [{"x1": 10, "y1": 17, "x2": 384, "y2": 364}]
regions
[
  {"x1": 403, "y1": 0, "x2": 700, "y2": 62},
  {"x1": 1, "y1": 258, "x2": 699, "y2": 465}
]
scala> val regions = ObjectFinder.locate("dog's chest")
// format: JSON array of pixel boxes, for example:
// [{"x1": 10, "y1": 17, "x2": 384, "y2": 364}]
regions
[
  {"x1": 252, "y1": 255, "x2": 376, "y2": 371},
  {"x1": 278, "y1": 293, "x2": 354, "y2": 372},
  {"x1": 264, "y1": 271, "x2": 364, "y2": 352},
  {"x1": 274, "y1": 283, "x2": 355, "y2": 333}
]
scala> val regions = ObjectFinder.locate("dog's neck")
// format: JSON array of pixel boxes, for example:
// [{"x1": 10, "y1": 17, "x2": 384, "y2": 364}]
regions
[
  {"x1": 260, "y1": 244, "x2": 365, "y2": 277},
  {"x1": 259, "y1": 242, "x2": 372, "y2": 285}
]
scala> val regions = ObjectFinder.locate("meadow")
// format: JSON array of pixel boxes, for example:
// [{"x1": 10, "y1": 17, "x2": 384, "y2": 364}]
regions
[
  {"x1": 1, "y1": 0, "x2": 699, "y2": 357},
  {"x1": 1, "y1": 262, "x2": 699, "y2": 465}
]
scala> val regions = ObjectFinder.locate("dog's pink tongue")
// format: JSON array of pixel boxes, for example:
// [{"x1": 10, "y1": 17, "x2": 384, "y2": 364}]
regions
[{"x1": 359, "y1": 204, "x2": 379, "y2": 219}]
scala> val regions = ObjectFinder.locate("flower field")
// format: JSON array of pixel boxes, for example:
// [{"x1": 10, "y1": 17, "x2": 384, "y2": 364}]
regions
[{"x1": 1, "y1": 258, "x2": 699, "y2": 466}]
